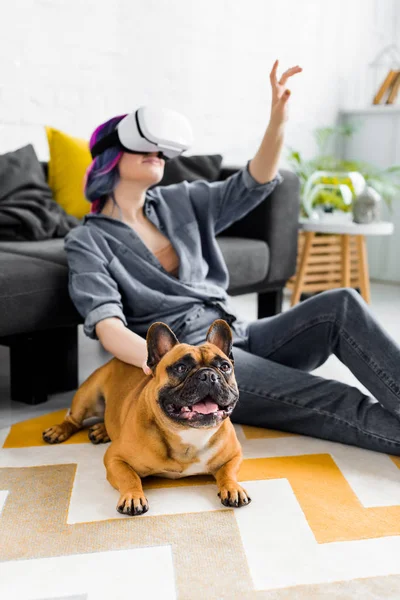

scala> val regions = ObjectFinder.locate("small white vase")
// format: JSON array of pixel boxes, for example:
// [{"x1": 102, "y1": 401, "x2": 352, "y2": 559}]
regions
[{"x1": 352, "y1": 186, "x2": 382, "y2": 224}]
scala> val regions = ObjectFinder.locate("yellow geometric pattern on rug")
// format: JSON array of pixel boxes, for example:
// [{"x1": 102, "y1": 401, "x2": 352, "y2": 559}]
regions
[
  {"x1": 3, "y1": 411, "x2": 400, "y2": 544},
  {"x1": 3, "y1": 409, "x2": 90, "y2": 447},
  {"x1": 3, "y1": 411, "x2": 400, "y2": 598},
  {"x1": 3, "y1": 411, "x2": 300, "y2": 448}
]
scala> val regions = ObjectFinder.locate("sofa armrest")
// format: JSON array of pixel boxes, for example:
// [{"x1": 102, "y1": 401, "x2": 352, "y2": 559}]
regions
[{"x1": 217, "y1": 167, "x2": 301, "y2": 284}]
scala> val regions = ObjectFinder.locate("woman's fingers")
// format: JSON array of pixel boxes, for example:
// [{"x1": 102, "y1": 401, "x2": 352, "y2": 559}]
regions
[
  {"x1": 269, "y1": 59, "x2": 279, "y2": 85},
  {"x1": 280, "y1": 89, "x2": 291, "y2": 103},
  {"x1": 142, "y1": 359, "x2": 151, "y2": 375},
  {"x1": 279, "y1": 65, "x2": 302, "y2": 86}
]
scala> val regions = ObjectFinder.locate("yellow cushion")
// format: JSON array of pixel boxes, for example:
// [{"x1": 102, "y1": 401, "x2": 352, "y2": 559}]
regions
[{"x1": 46, "y1": 126, "x2": 92, "y2": 219}]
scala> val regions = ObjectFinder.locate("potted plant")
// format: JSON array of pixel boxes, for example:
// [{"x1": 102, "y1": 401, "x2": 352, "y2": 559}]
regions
[{"x1": 287, "y1": 122, "x2": 400, "y2": 218}]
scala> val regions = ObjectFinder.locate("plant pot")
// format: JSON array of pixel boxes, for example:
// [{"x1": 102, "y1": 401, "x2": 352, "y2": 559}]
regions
[{"x1": 303, "y1": 170, "x2": 366, "y2": 219}]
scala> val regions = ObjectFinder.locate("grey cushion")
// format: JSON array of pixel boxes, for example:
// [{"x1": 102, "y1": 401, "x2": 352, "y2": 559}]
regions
[
  {"x1": 0, "y1": 145, "x2": 79, "y2": 241},
  {"x1": 217, "y1": 237, "x2": 269, "y2": 290},
  {"x1": 0, "y1": 237, "x2": 270, "y2": 291},
  {"x1": 0, "y1": 236, "x2": 269, "y2": 338},
  {"x1": 0, "y1": 251, "x2": 80, "y2": 337},
  {"x1": 0, "y1": 239, "x2": 68, "y2": 266}
]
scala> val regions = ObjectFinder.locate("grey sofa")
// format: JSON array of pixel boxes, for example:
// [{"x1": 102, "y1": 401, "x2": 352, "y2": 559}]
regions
[{"x1": 0, "y1": 165, "x2": 300, "y2": 405}]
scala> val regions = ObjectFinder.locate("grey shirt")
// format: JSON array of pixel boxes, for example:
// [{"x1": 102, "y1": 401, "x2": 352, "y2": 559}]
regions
[{"x1": 64, "y1": 162, "x2": 283, "y2": 342}]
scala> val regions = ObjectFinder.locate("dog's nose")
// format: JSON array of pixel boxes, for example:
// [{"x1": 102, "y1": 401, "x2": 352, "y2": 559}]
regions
[{"x1": 197, "y1": 369, "x2": 219, "y2": 383}]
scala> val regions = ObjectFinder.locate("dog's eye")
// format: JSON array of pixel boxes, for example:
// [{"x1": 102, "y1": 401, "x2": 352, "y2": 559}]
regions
[
  {"x1": 175, "y1": 363, "x2": 187, "y2": 374},
  {"x1": 220, "y1": 362, "x2": 231, "y2": 372}
]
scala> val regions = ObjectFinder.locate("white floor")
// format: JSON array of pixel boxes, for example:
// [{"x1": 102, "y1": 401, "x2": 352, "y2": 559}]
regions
[{"x1": 0, "y1": 282, "x2": 399, "y2": 430}]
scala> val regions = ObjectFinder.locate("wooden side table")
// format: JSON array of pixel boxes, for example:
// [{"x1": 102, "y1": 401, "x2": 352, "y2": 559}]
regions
[{"x1": 287, "y1": 220, "x2": 394, "y2": 307}]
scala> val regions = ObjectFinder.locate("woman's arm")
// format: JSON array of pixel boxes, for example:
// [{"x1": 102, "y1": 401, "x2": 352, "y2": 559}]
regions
[
  {"x1": 249, "y1": 60, "x2": 302, "y2": 184},
  {"x1": 158, "y1": 61, "x2": 302, "y2": 236},
  {"x1": 64, "y1": 227, "x2": 152, "y2": 374},
  {"x1": 96, "y1": 317, "x2": 151, "y2": 374},
  {"x1": 65, "y1": 227, "x2": 130, "y2": 339}
]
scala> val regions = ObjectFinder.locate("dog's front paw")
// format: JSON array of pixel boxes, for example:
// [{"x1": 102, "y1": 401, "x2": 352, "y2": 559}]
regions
[
  {"x1": 218, "y1": 483, "x2": 251, "y2": 508},
  {"x1": 88, "y1": 423, "x2": 110, "y2": 444},
  {"x1": 42, "y1": 423, "x2": 74, "y2": 444},
  {"x1": 117, "y1": 491, "x2": 149, "y2": 516}
]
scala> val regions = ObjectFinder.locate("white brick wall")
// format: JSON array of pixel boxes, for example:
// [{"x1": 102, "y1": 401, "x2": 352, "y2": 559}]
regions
[{"x1": 0, "y1": 0, "x2": 398, "y2": 166}]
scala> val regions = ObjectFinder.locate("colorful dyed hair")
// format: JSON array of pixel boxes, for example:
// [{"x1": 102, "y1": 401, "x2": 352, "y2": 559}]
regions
[{"x1": 84, "y1": 115, "x2": 127, "y2": 214}]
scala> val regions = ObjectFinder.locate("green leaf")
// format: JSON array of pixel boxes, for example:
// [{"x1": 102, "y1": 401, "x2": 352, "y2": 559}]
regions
[
  {"x1": 337, "y1": 121, "x2": 363, "y2": 137},
  {"x1": 287, "y1": 149, "x2": 302, "y2": 165},
  {"x1": 383, "y1": 165, "x2": 400, "y2": 178},
  {"x1": 314, "y1": 127, "x2": 335, "y2": 154}
]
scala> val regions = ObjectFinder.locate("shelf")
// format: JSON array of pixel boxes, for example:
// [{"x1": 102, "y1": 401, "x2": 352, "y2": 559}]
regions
[{"x1": 339, "y1": 106, "x2": 400, "y2": 115}]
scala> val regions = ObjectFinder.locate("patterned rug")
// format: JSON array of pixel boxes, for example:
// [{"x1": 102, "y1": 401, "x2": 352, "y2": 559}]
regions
[{"x1": 1, "y1": 410, "x2": 400, "y2": 600}]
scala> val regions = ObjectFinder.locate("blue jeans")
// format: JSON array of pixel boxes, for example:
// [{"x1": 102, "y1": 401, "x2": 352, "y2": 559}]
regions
[{"x1": 177, "y1": 288, "x2": 400, "y2": 455}]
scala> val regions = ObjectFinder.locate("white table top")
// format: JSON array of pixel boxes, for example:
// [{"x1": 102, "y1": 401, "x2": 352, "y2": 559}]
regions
[{"x1": 299, "y1": 219, "x2": 394, "y2": 236}]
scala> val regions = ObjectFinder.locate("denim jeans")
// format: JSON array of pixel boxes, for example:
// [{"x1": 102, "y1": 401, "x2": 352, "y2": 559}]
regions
[{"x1": 177, "y1": 288, "x2": 400, "y2": 455}]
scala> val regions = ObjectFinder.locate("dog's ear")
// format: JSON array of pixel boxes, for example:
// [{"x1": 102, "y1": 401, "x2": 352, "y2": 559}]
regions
[
  {"x1": 146, "y1": 322, "x2": 180, "y2": 372},
  {"x1": 206, "y1": 319, "x2": 234, "y2": 364}
]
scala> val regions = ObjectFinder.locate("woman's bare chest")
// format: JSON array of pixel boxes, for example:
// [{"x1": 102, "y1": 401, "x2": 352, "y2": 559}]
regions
[{"x1": 128, "y1": 217, "x2": 172, "y2": 254}]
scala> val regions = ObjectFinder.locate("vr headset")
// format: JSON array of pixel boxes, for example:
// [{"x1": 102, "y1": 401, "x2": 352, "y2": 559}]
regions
[{"x1": 90, "y1": 106, "x2": 193, "y2": 160}]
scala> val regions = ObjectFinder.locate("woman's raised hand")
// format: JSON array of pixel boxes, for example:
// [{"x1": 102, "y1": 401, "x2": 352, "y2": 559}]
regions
[{"x1": 269, "y1": 60, "x2": 302, "y2": 127}]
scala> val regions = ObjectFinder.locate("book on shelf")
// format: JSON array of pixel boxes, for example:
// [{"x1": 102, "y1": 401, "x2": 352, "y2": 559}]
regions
[
  {"x1": 386, "y1": 71, "x2": 400, "y2": 104},
  {"x1": 372, "y1": 69, "x2": 400, "y2": 104}
]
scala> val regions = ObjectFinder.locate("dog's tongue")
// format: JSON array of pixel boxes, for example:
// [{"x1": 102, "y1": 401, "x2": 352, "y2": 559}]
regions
[{"x1": 192, "y1": 399, "x2": 219, "y2": 414}]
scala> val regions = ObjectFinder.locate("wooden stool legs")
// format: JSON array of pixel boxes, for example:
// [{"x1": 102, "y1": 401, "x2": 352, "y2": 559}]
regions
[
  {"x1": 289, "y1": 232, "x2": 371, "y2": 307},
  {"x1": 290, "y1": 231, "x2": 315, "y2": 307},
  {"x1": 356, "y1": 235, "x2": 371, "y2": 303},
  {"x1": 341, "y1": 234, "x2": 351, "y2": 287}
]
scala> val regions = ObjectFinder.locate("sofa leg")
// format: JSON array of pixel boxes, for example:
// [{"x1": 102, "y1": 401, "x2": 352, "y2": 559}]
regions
[
  {"x1": 9, "y1": 326, "x2": 79, "y2": 405},
  {"x1": 257, "y1": 289, "x2": 283, "y2": 319}
]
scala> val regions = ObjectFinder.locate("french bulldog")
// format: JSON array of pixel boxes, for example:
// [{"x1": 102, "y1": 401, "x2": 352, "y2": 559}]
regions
[{"x1": 43, "y1": 319, "x2": 251, "y2": 515}]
